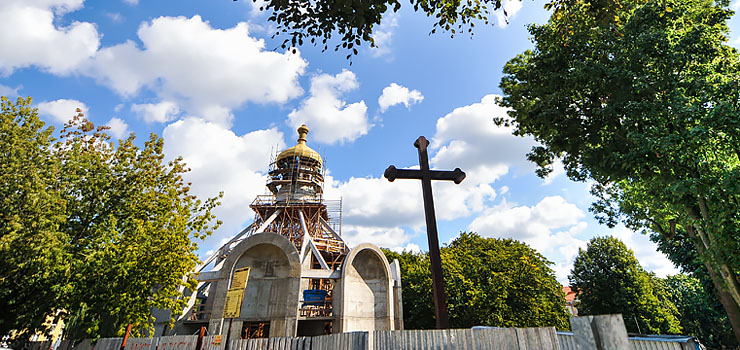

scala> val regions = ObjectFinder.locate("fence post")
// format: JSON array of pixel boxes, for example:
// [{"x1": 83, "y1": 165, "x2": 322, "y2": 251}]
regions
[
  {"x1": 120, "y1": 324, "x2": 133, "y2": 350},
  {"x1": 196, "y1": 327, "x2": 206, "y2": 350},
  {"x1": 570, "y1": 314, "x2": 629, "y2": 350}
]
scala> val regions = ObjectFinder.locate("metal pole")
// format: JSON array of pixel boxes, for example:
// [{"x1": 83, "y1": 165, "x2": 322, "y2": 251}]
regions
[{"x1": 414, "y1": 136, "x2": 450, "y2": 329}]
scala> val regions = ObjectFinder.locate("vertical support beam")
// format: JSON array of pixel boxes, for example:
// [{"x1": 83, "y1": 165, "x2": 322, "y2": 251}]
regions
[
  {"x1": 254, "y1": 208, "x2": 283, "y2": 234},
  {"x1": 120, "y1": 324, "x2": 132, "y2": 350},
  {"x1": 298, "y1": 210, "x2": 310, "y2": 258},
  {"x1": 299, "y1": 210, "x2": 330, "y2": 270},
  {"x1": 196, "y1": 326, "x2": 206, "y2": 350}
]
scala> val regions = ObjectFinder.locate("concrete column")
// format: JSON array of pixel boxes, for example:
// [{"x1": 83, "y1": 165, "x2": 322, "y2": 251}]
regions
[{"x1": 570, "y1": 314, "x2": 630, "y2": 350}]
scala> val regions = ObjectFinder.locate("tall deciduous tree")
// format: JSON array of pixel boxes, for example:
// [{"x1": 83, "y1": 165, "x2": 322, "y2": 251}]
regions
[
  {"x1": 0, "y1": 97, "x2": 66, "y2": 339},
  {"x1": 665, "y1": 274, "x2": 736, "y2": 348},
  {"x1": 0, "y1": 97, "x2": 221, "y2": 341},
  {"x1": 569, "y1": 236, "x2": 681, "y2": 334},
  {"x1": 56, "y1": 112, "x2": 222, "y2": 339},
  {"x1": 499, "y1": 0, "x2": 740, "y2": 341},
  {"x1": 385, "y1": 232, "x2": 569, "y2": 330}
]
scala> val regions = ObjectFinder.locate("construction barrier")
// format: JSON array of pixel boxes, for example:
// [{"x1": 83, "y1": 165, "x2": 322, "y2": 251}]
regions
[
  {"x1": 94, "y1": 338, "x2": 123, "y2": 350},
  {"x1": 558, "y1": 332, "x2": 701, "y2": 350},
  {"x1": 373, "y1": 327, "x2": 558, "y2": 350},
  {"x1": 124, "y1": 338, "x2": 156, "y2": 350},
  {"x1": 199, "y1": 335, "x2": 224, "y2": 350},
  {"x1": 156, "y1": 335, "x2": 198, "y2": 350}
]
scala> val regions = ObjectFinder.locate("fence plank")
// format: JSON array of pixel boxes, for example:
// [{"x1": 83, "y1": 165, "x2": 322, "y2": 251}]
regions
[
  {"x1": 95, "y1": 338, "x2": 123, "y2": 350},
  {"x1": 124, "y1": 338, "x2": 154, "y2": 350},
  {"x1": 158, "y1": 335, "x2": 198, "y2": 350}
]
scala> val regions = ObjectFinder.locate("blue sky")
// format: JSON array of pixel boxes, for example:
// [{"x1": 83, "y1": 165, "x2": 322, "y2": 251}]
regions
[{"x1": 6, "y1": 0, "x2": 740, "y2": 283}]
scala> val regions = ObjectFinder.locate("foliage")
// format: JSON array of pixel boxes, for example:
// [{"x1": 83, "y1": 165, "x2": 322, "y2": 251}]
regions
[
  {"x1": 569, "y1": 236, "x2": 681, "y2": 334},
  {"x1": 383, "y1": 249, "x2": 435, "y2": 329},
  {"x1": 0, "y1": 97, "x2": 222, "y2": 340},
  {"x1": 250, "y1": 0, "x2": 513, "y2": 58},
  {"x1": 0, "y1": 97, "x2": 67, "y2": 339},
  {"x1": 499, "y1": 0, "x2": 740, "y2": 341},
  {"x1": 653, "y1": 229, "x2": 737, "y2": 347},
  {"x1": 665, "y1": 274, "x2": 737, "y2": 349},
  {"x1": 384, "y1": 232, "x2": 569, "y2": 330},
  {"x1": 57, "y1": 111, "x2": 222, "y2": 338}
]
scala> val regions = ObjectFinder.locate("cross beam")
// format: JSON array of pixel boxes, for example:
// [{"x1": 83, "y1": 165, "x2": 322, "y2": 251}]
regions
[{"x1": 384, "y1": 136, "x2": 465, "y2": 329}]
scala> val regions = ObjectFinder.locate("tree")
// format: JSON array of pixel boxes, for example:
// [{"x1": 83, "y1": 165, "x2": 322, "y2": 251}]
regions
[
  {"x1": 383, "y1": 249, "x2": 435, "y2": 329},
  {"x1": 385, "y1": 232, "x2": 569, "y2": 330},
  {"x1": 569, "y1": 236, "x2": 681, "y2": 334},
  {"x1": 499, "y1": 0, "x2": 740, "y2": 342},
  {"x1": 0, "y1": 97, "x2": 221, "y2": 341},
  {"x1": 665, "y1": 274, "x2": 737, "y2": 348},
  {"x1": 652, "y1": 228, "x2": 737, "y2": 347},
  {"x1": 0, "y1": 97, "x2": 67, "y2": 339},
  {"x1": 246, "y1": 0, "x2": 515, "y2": 57}
]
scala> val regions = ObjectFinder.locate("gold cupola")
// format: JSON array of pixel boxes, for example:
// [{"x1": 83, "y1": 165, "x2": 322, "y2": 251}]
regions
[
  {"x1": 267, "y1": 124, "x2": 324, "y2": 202},
  {"x1": 276, "y1": 124, "x2": 323, "y2": 166}
]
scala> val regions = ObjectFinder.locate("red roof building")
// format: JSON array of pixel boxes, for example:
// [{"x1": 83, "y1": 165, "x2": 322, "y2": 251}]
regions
[{"x1": 563, "y1": 286, "x2": 579, "y2": 316}]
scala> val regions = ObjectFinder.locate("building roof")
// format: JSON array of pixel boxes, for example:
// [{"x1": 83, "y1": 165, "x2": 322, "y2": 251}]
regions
[
  {"x1": 563, "y1": 286, "x2": 577, "y2": 303},
  {"x1": 277, "y1": 124, "x2": 322, "y2": 166}
]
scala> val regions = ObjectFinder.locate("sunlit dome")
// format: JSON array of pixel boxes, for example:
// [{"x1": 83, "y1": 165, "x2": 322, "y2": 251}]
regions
[{"x1": 276, "y1": 124, "x2": 322, "y2": 166}]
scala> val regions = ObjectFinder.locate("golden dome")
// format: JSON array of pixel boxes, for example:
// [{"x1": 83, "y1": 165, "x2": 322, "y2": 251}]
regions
[{"x1": 276, "y1": 124, "x2": 322, "y2": 165}]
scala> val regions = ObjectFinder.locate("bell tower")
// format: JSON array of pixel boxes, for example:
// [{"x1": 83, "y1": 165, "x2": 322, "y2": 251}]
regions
[{"x1": 267, "y1": 125, "x2": 324, "y2": 202}]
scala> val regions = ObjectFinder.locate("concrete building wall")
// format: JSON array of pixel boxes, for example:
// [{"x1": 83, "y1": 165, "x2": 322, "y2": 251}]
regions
[
  {"x1": 336, "y1": 244, "x2": 394, "y2": 333},
  {"x1": 208, "y1": 233, "x2": 301, "y2": 337}
]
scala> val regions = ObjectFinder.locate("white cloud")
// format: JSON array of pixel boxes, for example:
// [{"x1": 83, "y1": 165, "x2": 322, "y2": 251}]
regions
[
  {"x1": 469, "y1": 196, "x2": 585, "y2": 251},
  {"x1": 104, "y1": 12, "x2": 124, "y2": 23},
  {"x1": 610, "y1": 227, "x2": 679, "y2": 278},
  {"x1": 287, "y1": 70, "x2": 369, "y2": 144},
  {"x1": 432, "y1": 94, "x2": 537, "y2": 185},
  {"x1": 131, "y1": 101, "x2": 181, "y2": 123},
  {"x1": 36, "y1": 99, "x2": 87, "y2": 124},
  {"x1": 162, "y1": 118, "x2": 286, "y2": 250},
  {"x1": 370, "y1": 12, "x2": 399, "y2": 58},
  {"x1": 0, "y1": 0, "x2": 100, "y2": 76},
  {"x1": 378, "y1": 83, "x2": 424, "y2": 113},
  {"x1": 469, "y1": 195, "x2": 588, "y2": 283},
  {"x1": 341, "y1": 225, "x2": 412, "y2": 251},
  {"x1": 123, "y1": 0, "x2": 138, "y2": 5},
  {"x1": 324, "y1": 174, "x2": 423, "y2": 229},
  {"x1": 106, "y1": 117, "x2": 129, "y2": 138},
  {"x1": 494, "y1": 0, "x2": 524, "y2": 27},
  {"x1": 0, "y1": 84, "x2": 20, "y2": 97},
  {"x1": 84, "y1": 15, "x2": 307, "y2": 126}
]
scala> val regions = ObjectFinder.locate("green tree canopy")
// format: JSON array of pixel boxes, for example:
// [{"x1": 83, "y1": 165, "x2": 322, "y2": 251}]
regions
[
  {"x1": 569, "y1": 236, "x2": 681, "y2": 334},
  {"x1": 665, "y1": 274, "x2": 737, "y2": 348},
  {"x1": 0, "y1": 97, "x2": 67, "y2": 339},
  {"x1": 499, "y1": 0, "x2": 740, "y2": 341},
  {"x1": 385, "y1": 232, "x2": 569, "y2": 330},
  {"x1": 0, "y1": 97, "x2": 221, "y2": 341},
  {"x1": 247, "y1": 0, "x2": 515, "y2": 57}
]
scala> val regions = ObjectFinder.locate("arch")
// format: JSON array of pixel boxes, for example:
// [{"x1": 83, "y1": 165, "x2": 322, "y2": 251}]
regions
[
  {"x1": 337, "y1": 243, "x2": 394, "y2": 332},
  {"x1": 208, "y1": 232, "x2": 301, "y2": 337}
]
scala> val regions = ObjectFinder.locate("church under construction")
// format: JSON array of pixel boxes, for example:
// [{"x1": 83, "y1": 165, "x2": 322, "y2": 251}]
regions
[{"x1": 158, "y1": 125, "x2": 403, "y2": 338}]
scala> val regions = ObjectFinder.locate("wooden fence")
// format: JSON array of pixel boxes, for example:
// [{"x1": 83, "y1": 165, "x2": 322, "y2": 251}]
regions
[
  {"x1": 557, "y1": 332, "x2": 700, "y2": 350},
  {"x1": 27, "y1": 327, "x2": 557, "y2": 350},
  {"x1": 373, "y1": 327, "x2": 559, "y2": 350},
  {"x1": 228, "y1": 331, "x2": 366, "y2": 350}
]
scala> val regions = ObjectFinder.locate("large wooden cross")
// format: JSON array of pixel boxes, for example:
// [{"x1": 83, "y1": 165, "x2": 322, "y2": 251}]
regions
[{"x1": 384, "y1": 136, "x2": 465, "y2": 329}]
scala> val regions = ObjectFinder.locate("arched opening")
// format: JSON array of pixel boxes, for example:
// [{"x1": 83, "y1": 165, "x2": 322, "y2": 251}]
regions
[{"x1": 340, "y1": 246, "x2": 393, "y2": 332}]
